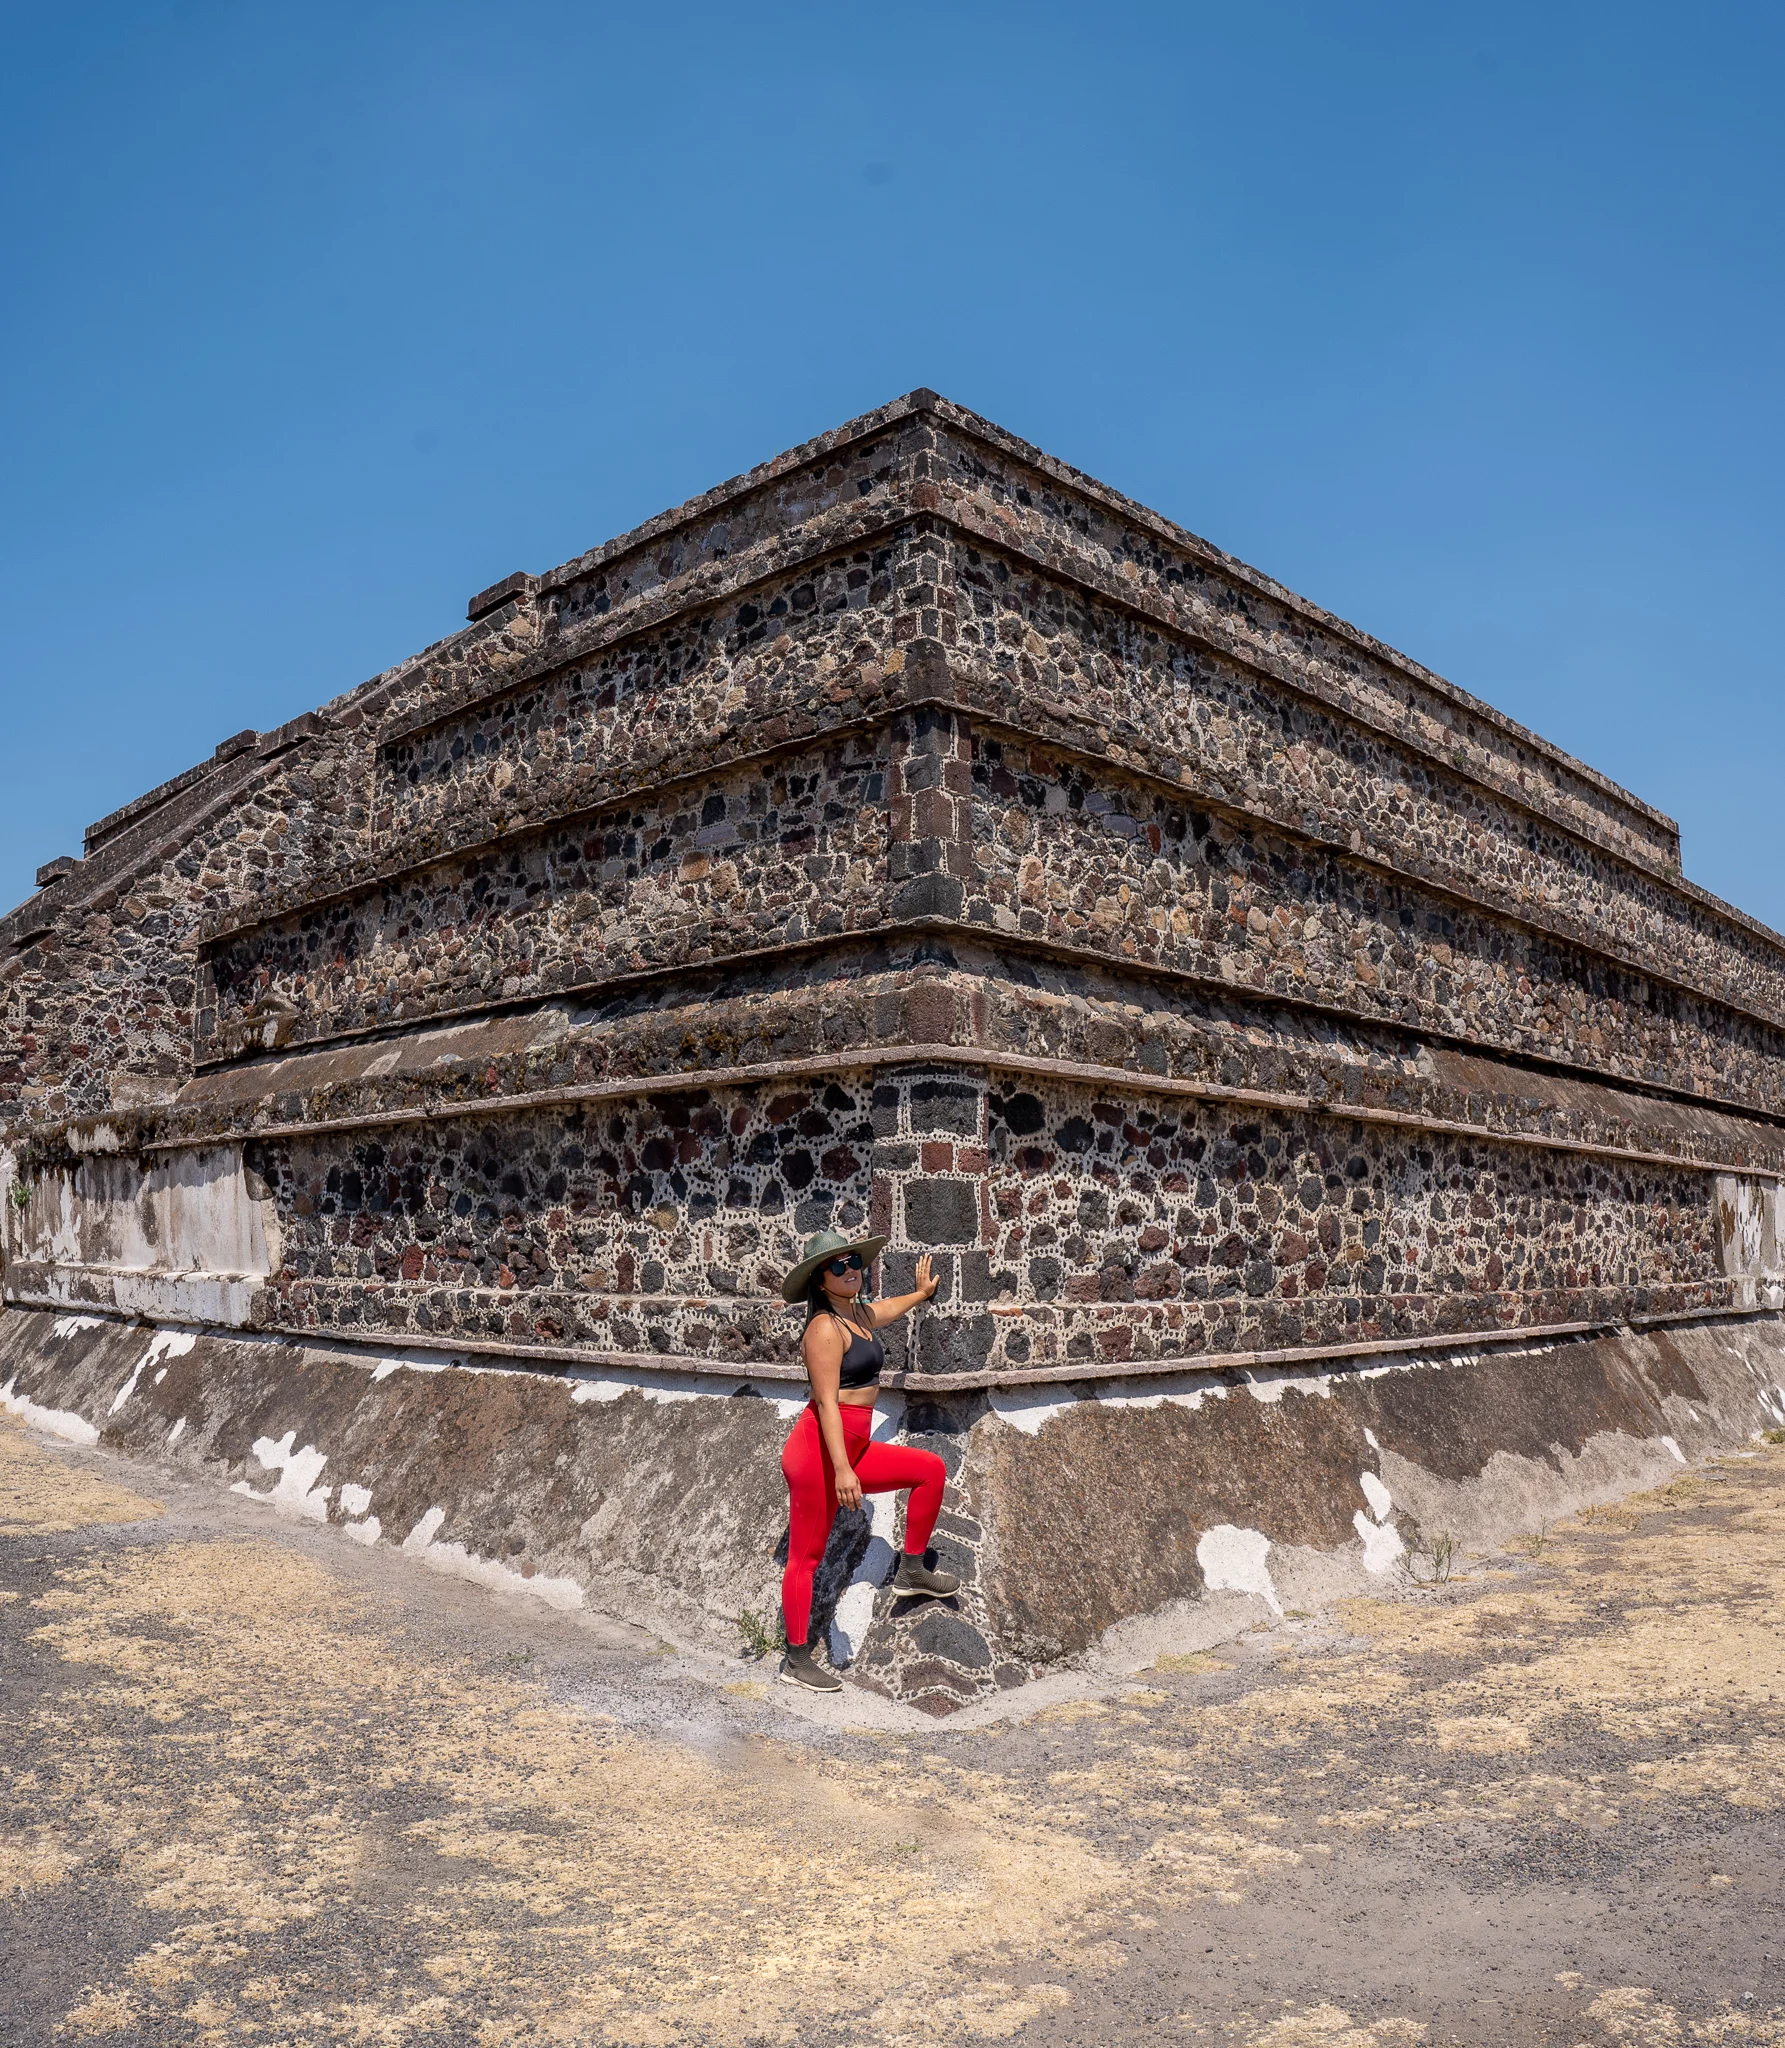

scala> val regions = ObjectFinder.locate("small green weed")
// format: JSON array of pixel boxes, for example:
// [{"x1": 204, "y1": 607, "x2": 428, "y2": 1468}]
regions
[
  {"x1": 1762, "y1": 1429, "x2": 1785, "y2": 1447},
  {"x1": 1408, "y1": 1531, "x2": 1462, "y2": 1584},
  {"x1": 735, "y1": 1606, "x2": 785, "y2": 1661},
  {"x1": 1514, "y1": 1522, "x2": 1551, "y2": 1559}
]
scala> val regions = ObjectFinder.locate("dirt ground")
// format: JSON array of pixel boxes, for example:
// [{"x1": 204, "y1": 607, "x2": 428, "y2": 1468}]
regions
[{"x1": 2, "y1": 1411, "x2": 1783, "y2": 2048}]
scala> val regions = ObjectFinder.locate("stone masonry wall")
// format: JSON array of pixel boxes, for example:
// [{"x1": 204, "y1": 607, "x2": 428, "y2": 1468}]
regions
[
  {"x1": 927, "y1": 410, "x2": 1683, "y2": 875},
  {"x1": 947, "y1": 539, "x2": 1785, "y2": 1035},
  {"x1": 239, "y1": 1060, "x2": 1733, "y2": 1377},
  {"x1": 202, "y1": 732, "x2": 893, "y2": 1056},
  {"x1": 5, "y1": 389, "x2": 1784, "y2": 1398},
  {"x1": 964, "y1": 734, "x2": 1785, "y2": 1110}
]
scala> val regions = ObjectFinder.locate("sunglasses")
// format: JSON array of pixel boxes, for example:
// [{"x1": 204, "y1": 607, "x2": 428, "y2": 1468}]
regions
[{"x1": 824, "y1": 1253, "x2": 866, "y2": 1277}]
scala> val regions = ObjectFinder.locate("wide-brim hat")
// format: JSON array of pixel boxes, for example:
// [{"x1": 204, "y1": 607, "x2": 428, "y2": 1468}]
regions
[{"x1": 779, "y1": 1228, "x2": 890, "y2": 1304}]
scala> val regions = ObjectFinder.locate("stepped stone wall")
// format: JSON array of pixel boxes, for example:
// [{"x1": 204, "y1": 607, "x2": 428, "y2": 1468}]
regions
[{"x1": 4, "y1": 390, "x2": 1784, "y2": 1708}]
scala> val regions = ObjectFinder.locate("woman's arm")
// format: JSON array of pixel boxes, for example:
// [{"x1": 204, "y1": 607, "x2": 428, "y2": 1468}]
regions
[
  {"x1": 867, "y1": 1254, "x2": 941, "y2": 1330},
  {"x1": 802, "y1": 1317, "x2": 863, "y2": 1509}
]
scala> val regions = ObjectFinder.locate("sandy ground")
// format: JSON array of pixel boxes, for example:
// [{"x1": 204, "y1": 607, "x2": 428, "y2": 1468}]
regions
[{"x1": 2, "y1": 1413, "x2": 1784, "y2": 2047}]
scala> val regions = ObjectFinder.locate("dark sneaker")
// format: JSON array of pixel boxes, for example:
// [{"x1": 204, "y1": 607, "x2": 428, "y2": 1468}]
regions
[
  {"x1": 778, "y1": 1645, "x2": 843, "y2": 1692},
  {"x1": 892, "y1": 1553, "x2": 960, "y2": 1599}
]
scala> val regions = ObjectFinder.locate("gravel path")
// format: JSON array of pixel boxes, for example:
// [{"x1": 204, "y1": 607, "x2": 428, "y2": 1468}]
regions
[{"x1": 3, "y1": 1411, "x2": 1783, "y2": 2046}]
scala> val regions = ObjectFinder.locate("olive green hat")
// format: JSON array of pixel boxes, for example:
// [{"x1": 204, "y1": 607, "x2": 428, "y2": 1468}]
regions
[{"x1": 778, "y1": 1227, "x2": 890, "y2": 1305}]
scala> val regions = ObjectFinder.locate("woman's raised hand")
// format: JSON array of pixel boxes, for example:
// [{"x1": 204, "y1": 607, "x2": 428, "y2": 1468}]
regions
[{"x1": 915, "y1": 1254, "x2": 940, "y2": 1300}]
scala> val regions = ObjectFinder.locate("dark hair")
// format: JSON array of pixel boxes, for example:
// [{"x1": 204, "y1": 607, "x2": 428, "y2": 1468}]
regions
[{"x1": 803, "y1": 1262, "x2": 874, "y2": 1327}]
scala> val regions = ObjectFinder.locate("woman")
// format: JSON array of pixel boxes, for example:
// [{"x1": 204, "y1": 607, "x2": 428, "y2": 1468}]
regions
[{"x1": 775, "y1": 1228, "x2": 960, "y2": 1691}]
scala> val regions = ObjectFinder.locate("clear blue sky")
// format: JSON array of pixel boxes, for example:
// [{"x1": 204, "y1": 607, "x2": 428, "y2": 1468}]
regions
[{"x1": 3, "y1": 3, "x2": 1781, "y2": 927}]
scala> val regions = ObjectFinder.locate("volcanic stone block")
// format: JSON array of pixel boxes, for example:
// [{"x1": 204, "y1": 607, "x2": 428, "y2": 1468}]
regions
[{"x1": 904, "y1": 1178, "x2": 979, "y2": 1245}]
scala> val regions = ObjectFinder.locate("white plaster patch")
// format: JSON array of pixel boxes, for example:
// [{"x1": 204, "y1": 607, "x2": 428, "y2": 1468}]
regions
[
  {"x1": 229, "y1": 1430, "x2": 332, "y2": 1522},
  {"x1": 830, "y1": 1472, "x2": 900, "y2": 1667},
  {"x1": 0, "y1": 1375, "x2": 99, "y2": 1447},
  {"x1": 1242, "y1": 1368, "x2": 1335, "y2": 1405},
  {"x1": 988, "y1": 1387, "x2": 1078, "y2": 1435},
  {"x1": 1364, "y1": 1427, "x2": 1381, "y2": 1451},
  {"x1": 1352, "y1": 1466, "x2": 1405, "y2": 1573},
  {"x1": 345, "y1": 1517, "x2": 382, "y2": 1546},
  {"x1": 1196, "y1": 1524, "x2": 1281, "y2": 1616},
  {"x1": 399, "y1": 1504, "x2": 584, "y2": 1611},
  {"x1": 50, "y1": 1316, "x2": 104, "y2": 1341},
  {"x1": 829, "y1": 1394, "x2": 910, "y2": 1662},
  {"x1": 338, "y1": 1483, "x2": 373, "y2": 1516},
  {"x1": 371, "y1": 1361, "x2": 403, "y2": 1383},
  {"x1": 167, "y1": 1417, "x2": 186, "y2": 1445},
  {"x1": 109, "y1": 1329, "x2": 196, "y2": 1416},
  {"x1": 1096, "y1": 1373, "x2": 1229, "y2": 1415},
  {"x1": 1353, "y1": 1509, "x2": 1406, "y2": 1573},
  {"x1": 568, "y1": 1368, "x2": 721, "y2": 1409},
  {"x1": 1662, "y1": 1435, "x2": 1687, "y2": 1464}
]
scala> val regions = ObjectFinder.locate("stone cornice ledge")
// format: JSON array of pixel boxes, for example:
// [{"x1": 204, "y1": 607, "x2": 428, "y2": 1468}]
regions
[
  {"x1": 4, "y1": 1292, "x2": 1768, "y2": 1397},
  {"x1": 370, "y1": 464, "x2": 1694, "y2": 924},
  {"x1": 190, "y1": 687, "x2": 1785, "y2": 1067},
  {"x1": 121, "y1": 1041, "x2": 1785, "y2": 1180}
]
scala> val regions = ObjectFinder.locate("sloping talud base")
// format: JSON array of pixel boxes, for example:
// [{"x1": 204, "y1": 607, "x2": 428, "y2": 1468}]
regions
[{"x1": 4, "y1": 1305, "x2": 1783, "y2": 1714}]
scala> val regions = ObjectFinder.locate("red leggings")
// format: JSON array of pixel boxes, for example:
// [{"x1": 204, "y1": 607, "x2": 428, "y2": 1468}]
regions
[{"x1": 780, "y1": 1402, "x2": 946, "y2": 1648}]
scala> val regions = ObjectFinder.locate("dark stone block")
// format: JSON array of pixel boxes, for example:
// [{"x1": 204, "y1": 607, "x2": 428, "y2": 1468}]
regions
[
  {"x1": 892, "y1": 873, "x2": 964, "y2": 920},
  {"x1": 879, "y1": 1249, "x2": 919, "y2": 1298},
  {"x1": 466, "y1": 569, "x2": 539, "y2": 621},
  {"x1": 992, "y1": 1091, "x2": 1046, "y2": 1136},
  {"x1": 909, "y1": 1075, "x2": 980, "y2": 1135},
  {"x1": 928, "y1": 1534, "x2": 977, "y2": 1585},
  {"x1": 894, "y1": 1659, "x2": 982, "y2": 1705},
  {"x1": 1028, "y1": 1256, "x2": 1063, "y2": 1299},
  {"x1": 911, "y1": 1611, "x2": 992, "y2": 1670},
  {"x1": 956, "y1": 1250, "x2": 994, "y2": 1303},
  {"x1": 905, "y1": 1179, "x2": 978, "y2": 1245},
  {"x1": 917, "y1": 1313, "x2": 994, "y2": 1375}
]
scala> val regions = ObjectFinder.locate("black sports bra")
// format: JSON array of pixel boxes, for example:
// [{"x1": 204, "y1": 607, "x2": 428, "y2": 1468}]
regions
[{"x1": 829, "y1": 1312, "x2": 885, "y2": 1390}]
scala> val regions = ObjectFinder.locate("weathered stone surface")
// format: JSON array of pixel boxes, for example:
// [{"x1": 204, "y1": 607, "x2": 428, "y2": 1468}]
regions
[
  {"x1": 4, "y1": 1305, "x2": 1784, "y2": 1714},
  {"x1": 6, "y1": 390, "x2": 1785, "y2": 1704}
]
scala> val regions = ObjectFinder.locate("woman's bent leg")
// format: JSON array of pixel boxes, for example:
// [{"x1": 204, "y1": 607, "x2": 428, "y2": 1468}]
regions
[
  {"x1": 852, "y1": 1441, "x2": 947, "y2": 1556},
  {"x1": 779, "y1": 1407, "x2": 837, "y2": 1648}
]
